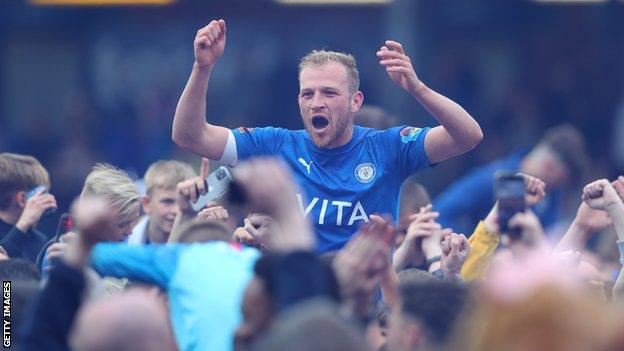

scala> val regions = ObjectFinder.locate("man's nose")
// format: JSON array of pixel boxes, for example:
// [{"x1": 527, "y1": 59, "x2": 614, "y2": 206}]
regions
[{"x1": 310, "y1": 93, "x2": 326, "y2": 110}]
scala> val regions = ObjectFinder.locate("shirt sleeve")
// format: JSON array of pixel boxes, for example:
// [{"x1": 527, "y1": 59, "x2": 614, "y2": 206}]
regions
[
  {"x1": 90, "y1": 243, "x2": 183, "y2": 289},
  {"x1": 461, "y1": 221, "x2": 500, "y2": 281},
  {"x1": 231, "y1": 126, "x2": 288, "y2": 162},
  {"x1": 0, "y1": 226, "x2": 46, "y2": 262},
  {"x1": 434, "y1": 166, "x2": 495, "y2": 234},
  {"x1": 384, "y1": 126, "x2": 432, "y2": 178},
  {"x1": 20, "y1": 261, "x2": 85, "y2": 351}
]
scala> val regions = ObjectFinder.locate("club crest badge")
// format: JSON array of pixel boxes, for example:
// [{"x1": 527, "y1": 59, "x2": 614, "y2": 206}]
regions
[
  {"x1": 355, "y1": 163, "x2": 376, "y2": 184},
  {"x1": 400, "y1": 127, "x2": 422, "y2": 143}
]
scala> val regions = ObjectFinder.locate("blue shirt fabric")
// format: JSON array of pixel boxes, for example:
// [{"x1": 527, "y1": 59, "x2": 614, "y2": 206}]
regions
[
  {"x1": 90, "y1": 242, "x2": 260, "y2": 351},
  {"x1": 233, "y1": 125, "x2": 431, "y2": 252},
  {"x1": 434, "y1": 151, "x2": 561, "y2": 235}
]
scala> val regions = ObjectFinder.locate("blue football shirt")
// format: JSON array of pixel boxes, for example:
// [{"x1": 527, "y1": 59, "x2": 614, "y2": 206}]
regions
[{"x1": 233, "y1": 125, "x2": 431, "y2": 252}]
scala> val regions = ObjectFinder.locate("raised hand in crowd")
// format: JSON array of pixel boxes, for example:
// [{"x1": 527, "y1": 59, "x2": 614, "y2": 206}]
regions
[
  {"x1": 233, "y1": 158, "x2": 314, "y2": 252},
  {"x1": 15, "y1": 188, "x2": 57, "y2": 233},
  {"x1": 556, "y1": 178, "x2": 623, "y2": 252},
  {"x1": 176, "y1": 158, "x2": 209, "y2": 214},
  {"x1": 232, "y1": 213, "x2": 275, "y2": 249},
  {"x1": 508, "y1": 209, "x2": 546, "y2": 247},
  {"x1": 333, "y1": 215, "x2": 392, "y2": 318},
  {"x1": 63, "y1": 196, "x2": 118, "y2": 268},
  {"x1": 197, "y1": 201, "x2": 229, "y2": 223},
  {"x1": 484, "y1": 173, "x2": 547, "y2": 234},
  {"x1": 518, "y1": 172, "x2": 546, "y2": 207},
  {"x1": 170, "y1": 158, "x2": 210, "y2": 240},
  {"x1": 333, "y1": 215, "x2": 392, "y2": 298},
  {"x1": 582, "y1": 179, "x2": 624, "y2": 241},
  {"x1": 582, "y1": 179, "x2": 624, "y2": 212},
  {"x1": 393, "y1": 204, "x2": 441, "y2": 271},
  {"x1": 44, "y1": 232, "x2": 77, "y2": 269},
  {"x1": 440, "y1": 233, "x2": 470, "y2": 281}
]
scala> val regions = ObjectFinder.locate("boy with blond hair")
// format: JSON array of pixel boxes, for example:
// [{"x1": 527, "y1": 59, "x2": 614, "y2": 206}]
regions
[{"x1": 128, "y1": 160, "x2": 195, "y2": 245}]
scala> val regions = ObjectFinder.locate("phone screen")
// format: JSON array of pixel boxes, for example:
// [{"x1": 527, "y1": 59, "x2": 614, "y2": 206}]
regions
[{"x1": 495, "y1": 173, "x2": 525, "y2": 238}]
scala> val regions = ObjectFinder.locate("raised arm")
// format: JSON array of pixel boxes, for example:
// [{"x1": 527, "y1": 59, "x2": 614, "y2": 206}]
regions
[
  {"x1": 377, "y1": 40, "x2": 482, "y2": 164},
  {"x1": 172, "y1": 19, "x2": 231, "y2": 160}
]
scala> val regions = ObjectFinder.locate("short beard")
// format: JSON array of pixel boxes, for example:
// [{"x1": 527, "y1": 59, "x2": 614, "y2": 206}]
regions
[{"x1": 304, "y1": 116, "x2": 351, "y2": 149}]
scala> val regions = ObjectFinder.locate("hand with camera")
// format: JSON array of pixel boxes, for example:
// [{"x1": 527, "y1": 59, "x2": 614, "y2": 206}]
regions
[
  {"x1": 507, "y1": 210, "x2": 545, "y2": 248},
  {"x1": 517, "y1": 172, "x2": 546, "y2": 207},
  {"x1": 176, "y1": 158, "x2": 209, "y2": 215},
  {"x1": 15, "y1": 189, "x2": 57, "y2": 233}
]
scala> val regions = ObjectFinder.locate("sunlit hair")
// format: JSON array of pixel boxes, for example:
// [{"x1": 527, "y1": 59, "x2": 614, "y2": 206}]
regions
[
  {"x1": 80, "y1": 163, "x2": 140, "y2": 224},
  {"x1": 299, "y1": 50, "x2": 360, "y2": 93},
  {"x1": 448, "y1": 284, "x2": 622, "y2": 351},
  {"x1": 143, "y1": 160, "x2": 195, "y2": 196}
]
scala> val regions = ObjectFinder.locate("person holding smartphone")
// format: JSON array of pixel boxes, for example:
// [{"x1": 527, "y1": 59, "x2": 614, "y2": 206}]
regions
[{"x1": 0, "y1": 152, "x2": 57, "y2": 262}]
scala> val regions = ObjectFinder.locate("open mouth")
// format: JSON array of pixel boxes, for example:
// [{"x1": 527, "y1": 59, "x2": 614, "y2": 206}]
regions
[{"x1": 311, "y1": 115, "x2": 330, "y2": 132}]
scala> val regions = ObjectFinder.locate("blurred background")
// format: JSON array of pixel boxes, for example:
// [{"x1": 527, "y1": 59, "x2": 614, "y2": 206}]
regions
[{"x1": 1, "y1": 0, "x2": 623, "y2": 233}]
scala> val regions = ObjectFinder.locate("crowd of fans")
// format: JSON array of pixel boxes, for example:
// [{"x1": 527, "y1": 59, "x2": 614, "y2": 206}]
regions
[
  {"x1": 2, "y1": 18, "x2": 624, "y2": 351},
  {"x1": 3, "y1": 145, "x2": 624, "y2": 351}
]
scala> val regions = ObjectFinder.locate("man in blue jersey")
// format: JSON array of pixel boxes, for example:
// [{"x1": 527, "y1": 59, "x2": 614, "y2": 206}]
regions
[{"x1": 172, "y1": 19, "x2": 483, "y2": 251}]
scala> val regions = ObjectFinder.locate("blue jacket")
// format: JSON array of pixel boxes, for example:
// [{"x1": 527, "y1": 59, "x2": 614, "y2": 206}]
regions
[{"x1": 91, "y1": 242, "x2": 260, "y2": 351}]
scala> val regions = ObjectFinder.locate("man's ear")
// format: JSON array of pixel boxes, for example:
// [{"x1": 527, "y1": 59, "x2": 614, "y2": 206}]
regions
[
  {"x1": 141, "y1": 195, "x2": 151, "y2": 215},
  {"x1": 350, "y1": 91, "x2": 364, "y2": 113}
]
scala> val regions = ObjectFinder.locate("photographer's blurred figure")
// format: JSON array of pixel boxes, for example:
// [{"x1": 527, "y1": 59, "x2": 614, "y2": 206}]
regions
[
  {"x1": 128, "y1": 160, "x2": 195, "y2": 245},
  {"x1": 0, "y1": 152, "x2": 57, "y2": 262},
  {"x1": 435, "y1": 124, "x2": 589, "y2": 236}
]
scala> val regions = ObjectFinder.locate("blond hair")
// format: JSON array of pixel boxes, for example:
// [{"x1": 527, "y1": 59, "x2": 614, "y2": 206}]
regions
[
  {"x1": 0, "y1": 153, "x2": 50, "y2": 210},
  {"x1": 143, "y1": 160, "x2": 195, "y2": 195},
  {"x1": 80, "y1": 164, "x2": 141, "y2": 223},
  {"x1": 298, "y1": 50, "x2": 360, "y2": 93}
]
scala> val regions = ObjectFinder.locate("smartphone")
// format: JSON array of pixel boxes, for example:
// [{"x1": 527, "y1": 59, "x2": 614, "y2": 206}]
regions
[
  {"x1": 494, "y1": 172, "x2": 525, "y2": 238},
  {"x1": 26, "y1": 185, "x2": 56, "y2": 217},
  {"x1": 191, "y1": 166, "x2": 234, "y2": 212}
]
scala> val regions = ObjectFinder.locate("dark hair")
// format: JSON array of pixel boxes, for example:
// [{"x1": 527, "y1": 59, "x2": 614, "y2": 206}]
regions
[
  {"x1": 398, "y1": 178, "x2": 431, "y2": 220},
  {"x1": 354, "y1": 105, "x2": 398, "y2": 130},
  {"x1": 400, "y1": 282, "x2": 468, "y2": 345},
  {"x1": 538, "y1": 124, "x2": 589, "y2": 184},
  {"x1": 0, "y1": 153, "x2": 49, "y2": 210},
  {"x1": 254, "y1": 253, "x2": 280, "y2": 300},
  {"x1": 0, "y1": 259, "x2": 40, "y2": 282},
  {"x1": 255, "y1": 299, "x2": 373, "y2": 351},
  {"x1": 397, "y1": 268, "x2": 438, "y2": 285},
  {"x1": 169, "y1": 220, "x2": 231, "y2": 243}
]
